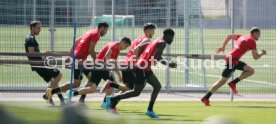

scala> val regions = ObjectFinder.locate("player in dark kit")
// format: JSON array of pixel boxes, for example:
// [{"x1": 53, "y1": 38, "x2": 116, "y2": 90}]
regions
[
  {"x1": 46, "y1": 22, "x2": 109, "y2": 103},
  {"x1": 25, "y1": 21, "x2": 64, "y2": 105},
  {"x1": 201, "y1": 27, "x2": 267, "y2": 106},
  {"x1": 105, "y1": 29, "x2": 177, "y2": 118}
]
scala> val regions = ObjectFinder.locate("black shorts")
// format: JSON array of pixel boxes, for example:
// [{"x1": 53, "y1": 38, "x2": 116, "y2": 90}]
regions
[
  {"x1": 90, "y1": 70, "x2": 114, "y2": 86},
  {"x1": 133, "y1": 69, "x2": 147, "y2": 85},
  {"x1": 33, "y1": 68, "x2": 60, "y2": 83},
  {"x1": 74, "y1": 69, "x2": 91, "y2": 80},
  {"x1": 222, "y1": 61, "x2": 247, "y2": 78},
  {"x1": 122, "y1": 70, "x2": 135, "y2": 89},
  {"x1": 145, "y1": 70, "x2": 154, "y2": 79}
]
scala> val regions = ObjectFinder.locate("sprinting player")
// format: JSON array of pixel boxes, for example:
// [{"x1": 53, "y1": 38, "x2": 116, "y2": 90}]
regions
[
  {"x1": 101, "y1": 23, "x2": 157, "y2": 93},
  {"x1": 201, "y1": 27, "x2": 267, "y2": 106},
  {"x1": 105, "y1": 29, "x2": 177, "y2": 118},
  {"x1": 46, "y1": 22, "x2": 109, "y2": 103},
  {"x1": 25, "y1": 21, "x2": 64, "y2": 105},
  {"x1": 69, "y1": 37, "x2": 131, "y2": 105}
]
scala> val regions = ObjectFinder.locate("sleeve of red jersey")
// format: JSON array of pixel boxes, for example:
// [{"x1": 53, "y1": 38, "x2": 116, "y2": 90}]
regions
[
  {"x1": 235, "y1": 35, "x2": 242, "y2": 40},
  {"x1": 249, "y1": 40, "x2": 257, "y2": 50}
]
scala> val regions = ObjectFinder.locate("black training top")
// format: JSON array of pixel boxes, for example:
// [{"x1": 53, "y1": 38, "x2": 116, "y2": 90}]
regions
[{"x1": 24, "y1": 34, "x2": 43, "y2": 69}]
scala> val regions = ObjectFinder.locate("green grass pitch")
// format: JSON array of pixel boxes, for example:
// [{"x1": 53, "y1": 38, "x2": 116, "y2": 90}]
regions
[{"x1": 1, "y1": 101, "x2": 276, "y2": 124}]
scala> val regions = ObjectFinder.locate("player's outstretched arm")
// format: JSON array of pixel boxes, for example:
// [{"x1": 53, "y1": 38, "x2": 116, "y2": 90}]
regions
[
  {"x1": 27, "y1": 47, "x2": 40, "y2": 54},
  {"x1": 155, "y1": 42, "x2": 177, "y2": 68},
  {"x1": 89, "y1": 42, "x2": 97, "y2": 60},
  {"x1": 252, "y1": 50, "x2": 266, "y2": 60},
  {"x1": 216, "y1": 34, "x2": 240, "y2": 53}
]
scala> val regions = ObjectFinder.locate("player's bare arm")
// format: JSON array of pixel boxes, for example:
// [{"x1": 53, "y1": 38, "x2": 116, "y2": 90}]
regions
[
  {"x1": 104, "y1": 47, "x2": 112, "y2": 60},
  {"x1": 27, "y1": 47, "x2": 42, "y2": 54},
  {"x1": 89, "y1": 42, "x2": 97, "y2": 60},
  {"x1": 133, "y1": 38, "x2": 151, "y2": 59},
  {"x1": 155, "y1": 43, "x2": 177, "y2": 68},
  {"x1": 216, "y1": 34, "x2": 240, "y2": 53},
  {"x1": 252, "y1": 49, "x2": 266, "y2": 60}
]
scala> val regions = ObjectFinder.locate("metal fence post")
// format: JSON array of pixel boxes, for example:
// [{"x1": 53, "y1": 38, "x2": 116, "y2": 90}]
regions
[
  {"x1": 243, "y1": 0, "x2": 247, "y2": 29},
  {"x1": 49, "y1": 0, "x2": 55, "y2": 51},
  {"x1": 230, "y1": 0, "x2": 235, "y2": 102},
  {"x1": 198, "y1": 1, "x2": 207, "y2": 89},
  {"x1": 166, "y1": 0, "x2": 171, "y2": 93},
  {"x1": 66, "y1": 0, "x2": 69, "y2": 26},
  {"x1": 184, "y1": 0, "x2": 190, "y2": 86},
  {"x1": 24, "y1": 0, "x2": 26, "y2": 25},
  {"x1": 112, "y1": 0, "x2": 115, "y2": 42},
  {"x1": 33, "y1": 0, "x2": 36, "y2": 20}
]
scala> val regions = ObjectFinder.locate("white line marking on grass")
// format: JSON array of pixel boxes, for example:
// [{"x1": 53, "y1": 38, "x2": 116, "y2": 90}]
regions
[
  {"x1": 204, "y1": 74, "x2": 276, "y2": 86},
  {"x1": 153, "y1": 67, "x2": 276, "y2": 86}
]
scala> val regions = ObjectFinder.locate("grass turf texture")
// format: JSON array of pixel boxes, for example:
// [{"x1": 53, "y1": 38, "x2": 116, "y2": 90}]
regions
[
  {"x1": 1, "y1": 101, "x2": 276, "y2": 124},
  {"x1": 0, "y1": 27, "x2": 275, "y2": 93}
]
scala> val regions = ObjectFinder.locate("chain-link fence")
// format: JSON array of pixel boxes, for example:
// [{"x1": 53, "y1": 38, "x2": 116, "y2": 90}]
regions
[{"x1": 0, "y1": 0, "x2": 275, "y2": 100}]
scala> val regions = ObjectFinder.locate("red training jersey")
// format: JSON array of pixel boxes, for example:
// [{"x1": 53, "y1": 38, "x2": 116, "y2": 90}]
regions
[
  {"x1": 136, "y1": 37, "x2": 164, "y2": 71},
  {"x1": 122, "y1": 35, "x2": 149, "y2": 63},
  {"x1": 96, "y1": 41, "x2": 120, "y2": 62},
  {"x1": 73, "y1": 29, "x2": 101, "y2": 60},
  {"x1": 226, "y1": 35, "x2": 257, "y2": 64}
]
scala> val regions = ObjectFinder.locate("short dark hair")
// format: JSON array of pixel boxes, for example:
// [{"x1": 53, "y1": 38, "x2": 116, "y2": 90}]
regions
[
  {"x1": 120, "y1": 37, "x2": 131, "y2": 45},
  {"x1": 30, "y1": 21, "x2": 41, "y2": 30},
  {"x1": 163, "y1": 28, "x2": 175, "y2": 36},
  {"x1": 144, "y1": 23, "x2": 156, "y2": 31},
  {"x1": 98, "y1": 22, "x2": 109, "y2": 29},
  {"x1": 250, "y1": 27, "x2": 260, "y2": 34}
]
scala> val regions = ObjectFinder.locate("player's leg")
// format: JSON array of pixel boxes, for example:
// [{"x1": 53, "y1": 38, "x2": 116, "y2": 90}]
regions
[
  {"x1": 120, "y1": 70, "x2": 134, "y2": 92},
  {"x1": 105, "y1": 69, "x2": 146, "y2": 112},
  {"x1": 72, "y1": 70, "x2": 102, "y2": 96},
  {"x1": 100, "y1": 70, "x2": 118, "y2": 109},
  {"x1": 49, "y1": 69, "x2": 65, "y2": 104},
  {"x1": 145, "y1": 71, "x2": 161, "y2": 118},
  {"x1": 238, "y1": 65, "x2": 255, "y2": 80},
  {"x1": 101, "y1": 80, "x2": 129, "y2": 93},
  {"x1": 46, "y1": 69, "x2": 82, "y2": 99},
  {"x1": 72, "y1": 83, "x2": 97, "y2": 96},
  {"x1": 201, "y1": 64, "x2": 235, "y2": 106},
  {"x1": 101, "y1": 83, "x2": 114, "y2": 109},
  {"x1": 228, "y1": 61, "x2": 254, "y2": 94},
  {"x1": 34, "y1": 68, "x2": 60, "y2": 105},
  {"x1": 100, "y1": 70, "x2": 133, "y2": 93},
  {"x1": 79, "y1": 70, "x2": 92, "y2": 103}
]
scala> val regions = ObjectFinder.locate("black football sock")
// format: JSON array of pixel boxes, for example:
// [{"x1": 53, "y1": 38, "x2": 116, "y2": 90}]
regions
[
  {"x1": 147, "y1": 101, "x2": 155, "y2": 111},
  {"x1": 51, "y1": 88, "x2": 61, "y2": 94},
  {"x1": 57, "y1": 93, "x2": 65, "y2": 102},
  {"x1": 110, "y1": 83, "x2": 119, "y2": 89},
  {"x1": 203, "y1": 91, "x2": 213, "y2": 99},
  {"x1": 103, "y1": 96, "x2": 107, "y2": 102},
  {"x1": 231, "y1": 78, "x2": 241, "y2": 84},
  {"x1": 73, "y1": 91, "x2": 79, "y2": 96},
  {"x1": 79, "y1": 95, "x2": 86, "y2": 102}
]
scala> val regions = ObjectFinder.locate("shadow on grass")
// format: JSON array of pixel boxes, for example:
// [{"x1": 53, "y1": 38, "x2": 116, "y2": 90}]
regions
[
  {"x1": 119, "y1": 110, "x2": 189, "y2": 117},
  {"x1": 118, "y1": 110, "x2": 201, "y2": 122},
  {"x1": 158, "y1": 114, "x2": 188, "y2": 117},
  {"x1": 47, "y1": 106, "x2": 63, "y2": 109},
  {"x1": 132, "y1": 118, "x2": 202, "y2": 122}
]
